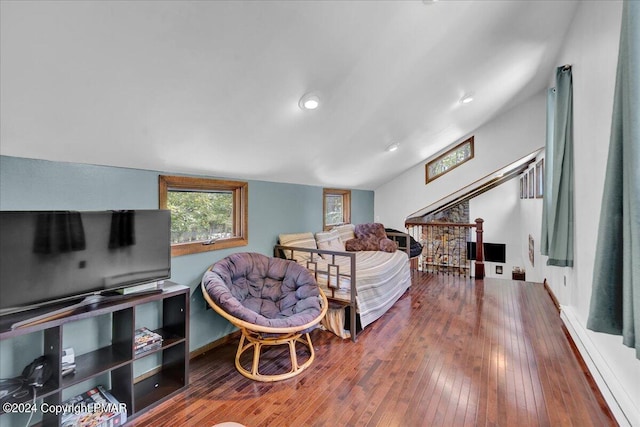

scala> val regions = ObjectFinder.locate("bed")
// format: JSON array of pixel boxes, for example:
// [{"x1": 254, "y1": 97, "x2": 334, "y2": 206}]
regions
[{"x1": 275, "y1": 225, "x2": 411, "y2": 341}]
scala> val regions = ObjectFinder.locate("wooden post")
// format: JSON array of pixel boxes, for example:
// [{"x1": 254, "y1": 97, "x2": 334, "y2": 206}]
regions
[{"x1": 474, "y1": 218, "x2": 484, "y2": 279}]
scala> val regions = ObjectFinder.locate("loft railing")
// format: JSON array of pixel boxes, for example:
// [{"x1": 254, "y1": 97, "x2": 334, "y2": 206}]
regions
[{"x1": 405, "y1": 218, "x2": 485, "y2": 279}]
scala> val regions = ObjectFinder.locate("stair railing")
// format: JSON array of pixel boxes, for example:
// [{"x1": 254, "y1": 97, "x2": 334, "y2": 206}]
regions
[{"x1": 405, "y1": 218, "x2": 484, "y2": 279}]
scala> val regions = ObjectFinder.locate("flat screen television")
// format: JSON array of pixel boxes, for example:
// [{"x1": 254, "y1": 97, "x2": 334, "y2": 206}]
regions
[
  {"x1": 0, "y1": 210, "x2": 171, "y2": 318},
  {"x1": 466, "y1": 242, "x2": 506, "y2": 263}
]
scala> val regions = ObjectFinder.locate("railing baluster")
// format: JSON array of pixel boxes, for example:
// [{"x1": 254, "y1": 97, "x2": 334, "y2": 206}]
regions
[
  {"x1": 406, "y1": 218, "x2": 484, "y2": 279},
  {"x1": 474, "y1": 218, "x2": 485, "y2": 279}
]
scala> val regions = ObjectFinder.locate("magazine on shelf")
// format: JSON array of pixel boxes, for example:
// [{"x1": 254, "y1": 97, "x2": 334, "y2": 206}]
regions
[
  {"x1": 135, "y1": 340, "x2": 163, "y2": 356},
  {"x1": 61, "y1": 361, "x2": 76, "y2": 377},
  {"x1": 134, "y1": 327, "x2": 163, "y2": 351},
  {"x1": 61, "y1": 385, "x2": 127, "y2": 427}
]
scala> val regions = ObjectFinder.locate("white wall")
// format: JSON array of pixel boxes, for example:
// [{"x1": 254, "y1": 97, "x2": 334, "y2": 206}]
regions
[
  {"x1": 511, "y1": 1, "x2": 639, "y2": 425},
  {"x1": 375, "y1": 90, "x2": 546, "y2": 231},
  {"x1": 517, "y1": 155, "x2": 546, "y2": 285},
  {"x1": 469, "y1": 177, "x2": 522, "y2": 279},
  {"x1": 547, "y1": 0, "x2": 620, "y2": 331},
  {"x1": 375, "y1": 87, "x2": 547, "y2": 280}
]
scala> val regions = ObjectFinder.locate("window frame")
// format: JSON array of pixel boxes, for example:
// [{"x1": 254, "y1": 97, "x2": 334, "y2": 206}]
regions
[
  {"x1": 535, "y1": 158, "x2": 544, "y2": 198},
  {"x1": 323, "y1": 188, "x2": 351, "y2": 231},
  {"x1": 159, "y1": 175, "x2": 248, "y2": 257},
  {"x1": 425, "y1": 136, "x2": 475, "y2": 184}
]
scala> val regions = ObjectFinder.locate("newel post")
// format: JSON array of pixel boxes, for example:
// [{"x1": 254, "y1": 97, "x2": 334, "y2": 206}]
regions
[{"x1": 474, "y1": 218, "x2": 485, "y2": 279}]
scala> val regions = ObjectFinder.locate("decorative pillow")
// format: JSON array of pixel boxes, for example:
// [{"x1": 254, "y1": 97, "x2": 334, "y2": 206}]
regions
[
  {"x1": 345, "y1": 238, "x2": 369, "y2": 252},
  {"x1": 315, "y1": 229, "x2": 345, "y2": 256},
  {"x1": 345, "y1": 223, "x2": 397, "y2": 253},
  {"x1": 332, "y1": 224, "x2": 355, "y2": 242},
  {"x1": 278, "y1": 232, "x2": 317, "y2": 263},
  {"x1": 379, "y1": 238, "x2": 398, "y2": 253}
]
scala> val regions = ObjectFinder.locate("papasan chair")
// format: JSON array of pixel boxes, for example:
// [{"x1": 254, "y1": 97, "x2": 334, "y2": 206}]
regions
[{"x1": 201, "y1": 252, "x2": 328, "y2": 382}]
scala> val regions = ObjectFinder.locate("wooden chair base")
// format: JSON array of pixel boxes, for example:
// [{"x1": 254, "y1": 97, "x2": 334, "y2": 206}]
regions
[{"x1": 235, "y1": 328, "x2": 316, "y2": 382}]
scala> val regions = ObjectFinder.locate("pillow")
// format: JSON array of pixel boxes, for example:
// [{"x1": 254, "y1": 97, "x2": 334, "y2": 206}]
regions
[
  {"x1": 345, "y1": 223, "x2": 397, "y2": 253},
  {"x1": 315, "y1": 229, "x2": 345, "y2": 256},
  {"x1": 345, "y1": 238, "x2": 369, "y2": 252},
  {"x1": 379, "y1": 238, "x2": 398, "y2": 253},
  {"x1": 332, "y1": 224, "x2": 355, "y2": 242},
  {"x1": 278, "y1": 232, "x2": 317, "y2": 263}
]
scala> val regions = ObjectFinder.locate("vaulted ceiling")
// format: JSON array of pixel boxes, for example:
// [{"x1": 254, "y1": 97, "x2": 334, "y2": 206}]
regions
[{"x1": 0, "y1": 1, "x2": 579, "y2": 190}]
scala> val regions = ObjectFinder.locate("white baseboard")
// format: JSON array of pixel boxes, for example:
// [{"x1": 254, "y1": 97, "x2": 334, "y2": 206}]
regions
[{"x1": 561, "y1": 306, "x2": 639, "y2": 427}]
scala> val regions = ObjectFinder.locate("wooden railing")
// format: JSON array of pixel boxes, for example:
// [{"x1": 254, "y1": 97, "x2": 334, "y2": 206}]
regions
[{"x1": 405, "y1": 218, "x2": 484, "y2": 279}]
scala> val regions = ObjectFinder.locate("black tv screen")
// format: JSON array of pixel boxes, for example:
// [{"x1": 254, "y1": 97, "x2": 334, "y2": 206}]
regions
[
  {"x1": 0, "y1": 210, "x2": 171, "y2": 315},
  {"x1": 467, "y1": 242, "x2": 506, "y2": 263}
]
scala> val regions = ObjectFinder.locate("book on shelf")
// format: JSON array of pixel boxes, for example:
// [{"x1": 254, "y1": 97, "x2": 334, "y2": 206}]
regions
[
  {"x1": 135, "y1": 340, "x2": 162, "y2": 356},
  {"x1": 134, "y1": 327, "x2": 163, "y2": 352},
  {"x1": 61, "y1": 362, "x2": 76, "y2": 377},
  {"x1": 61, "y1": 385, "x2": 127, "y2": 427}
]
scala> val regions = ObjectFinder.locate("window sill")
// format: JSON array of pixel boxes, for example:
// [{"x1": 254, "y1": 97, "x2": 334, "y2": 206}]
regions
[{"x1": 170, "y1": 237, "x2": 248, "y2": 257}]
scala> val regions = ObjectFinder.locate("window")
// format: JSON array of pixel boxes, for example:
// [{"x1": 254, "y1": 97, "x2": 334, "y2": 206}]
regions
[
  {"x1": 535, "y1": 158, "x2": 544, "y2": 198},
  {"x1": 159, "y1": 175, "x2": 248, "y2": 256},
  {"x1": 323, "y1": 188, "x2": 351, "y2": 230},
  {"x1": 425, "y1": 136, "x2": 474, "y2": 183}
]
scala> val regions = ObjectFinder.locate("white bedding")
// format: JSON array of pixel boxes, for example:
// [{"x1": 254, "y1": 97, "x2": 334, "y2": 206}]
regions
[{"x1": 302, "y1": 250, "x2": 411, "y2": 330}]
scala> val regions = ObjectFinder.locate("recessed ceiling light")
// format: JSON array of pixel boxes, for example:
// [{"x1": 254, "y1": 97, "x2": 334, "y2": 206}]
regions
[
  {"x1": 386, "y1": 142, "x2": 400, "y2": 152},
  {"x1": 460, "y1": 94, "x2": 474, "y2": 104},
  {"x1": 299, "y1": 93, "x2": 320, "y2": 110}
]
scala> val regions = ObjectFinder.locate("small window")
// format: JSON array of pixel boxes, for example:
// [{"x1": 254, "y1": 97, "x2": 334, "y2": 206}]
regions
[
  {"x1": 323, "y1": 188, "x2": 351, "y2": 231},
  {"x1": 535, "y1": 158, "x2": 544, "y2": 198},
  {"x1": 159, "y1": 175, "x2": 248, "y2": 256},
  {"x1": 426, "y1": 136, "x2": 474, "y2": 183}
]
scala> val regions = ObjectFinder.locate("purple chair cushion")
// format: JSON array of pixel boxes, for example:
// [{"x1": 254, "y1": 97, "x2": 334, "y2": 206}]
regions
[{"x1": 202, "y1": 252, "x2": 322, "y2": 329}]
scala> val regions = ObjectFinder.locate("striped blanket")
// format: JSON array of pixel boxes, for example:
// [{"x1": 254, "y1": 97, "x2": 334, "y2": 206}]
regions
[{"x1": 305, "y1": 250, "x2": 411, "y2": 331}]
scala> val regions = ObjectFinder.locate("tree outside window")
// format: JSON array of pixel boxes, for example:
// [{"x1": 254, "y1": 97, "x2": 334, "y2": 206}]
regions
[
  {"x1": 167, "y1": 190, "x2": 233, "y2": 243},
  {"x1": 426, "y1": 136, "x2": 474, "y2": 183},
  {"x1": 323, "y1": 188, "x2": 351, "y2": 230},
  {"x1": 159, "y1": 175, "x2": 248, "y2": 256}
]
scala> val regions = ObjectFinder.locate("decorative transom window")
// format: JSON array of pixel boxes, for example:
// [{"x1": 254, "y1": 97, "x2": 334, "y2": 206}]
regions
[
  {"x1": 323, "y1": 188, "x2": 351, "y2": 231},
  {"x1": 159, "y1": 175, "x2": 248, "y2": 256},
  {"x1": 426, "y1": 136, "x2": 475, "y2": 183}
]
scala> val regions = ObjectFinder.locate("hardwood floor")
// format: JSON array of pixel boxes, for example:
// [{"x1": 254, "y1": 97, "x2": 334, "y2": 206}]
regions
[{"x1": 130, "y1": 272, "x2": 616, "y2": 427}]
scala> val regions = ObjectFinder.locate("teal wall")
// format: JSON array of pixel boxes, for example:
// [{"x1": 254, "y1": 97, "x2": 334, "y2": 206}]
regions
[{"x1": 0, "y1": 155, "x2": 374, "y2": 362}]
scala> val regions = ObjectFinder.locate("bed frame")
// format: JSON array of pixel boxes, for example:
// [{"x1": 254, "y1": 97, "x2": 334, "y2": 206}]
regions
[{"x1": 275, "y1": 231, "x2": 410, "y2": 342}]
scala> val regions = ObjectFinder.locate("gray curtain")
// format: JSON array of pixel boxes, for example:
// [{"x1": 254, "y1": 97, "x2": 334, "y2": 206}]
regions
[
  {"x1": 588, "y1": 0, "x2": 640, "y2": 359},
  {"x1": 542, "y1": 67, "x2": 574, "y2": 267},
  {"x1": 541, "y1": 88, "x2": 556, "y2": 256}
]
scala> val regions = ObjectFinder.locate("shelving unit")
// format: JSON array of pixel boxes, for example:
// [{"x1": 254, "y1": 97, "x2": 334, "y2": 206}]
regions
[{"x1": 0, "y1": 282, "x2": 189, "y2": 426}]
